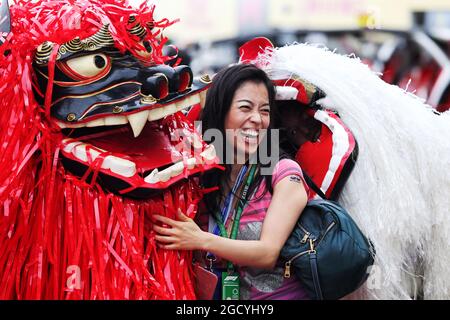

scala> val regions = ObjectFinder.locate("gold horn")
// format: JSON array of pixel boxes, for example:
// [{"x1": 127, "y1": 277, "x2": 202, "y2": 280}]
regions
[
  {"x1": 82, "y1": 24, "x2": 115, "y2": 51},
  {"x1": 35, "y1": 41, "x2": 56, "y2": 65},
  {"x1": 34, "y1": 25, "x2": 115, "y2": 65},
  {"x1": 58, "y1": 36, "x2": 83, "y2": 55},
  {"x1": 127, "y1": 15, "x2": 147, "y2": 40}
]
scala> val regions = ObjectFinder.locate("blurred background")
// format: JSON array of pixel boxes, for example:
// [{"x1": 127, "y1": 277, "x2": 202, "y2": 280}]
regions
[{"x1": 135, "y1": 0, "x2": 450, "y2": 112}]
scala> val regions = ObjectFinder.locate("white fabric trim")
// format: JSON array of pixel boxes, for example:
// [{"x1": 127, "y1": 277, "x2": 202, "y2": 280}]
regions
[
  {"x1": 275, "y1": 86, "x2": 298, "y2": 101},
  {"x1": 314, "y1": 110, "x2": 350, "y2": 195}
]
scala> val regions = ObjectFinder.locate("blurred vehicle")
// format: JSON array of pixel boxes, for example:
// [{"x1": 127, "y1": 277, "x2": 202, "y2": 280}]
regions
[
  {"x1": 185, "y1": 30, "x2": 298, "y2": 75},
  {"x1": 183, "y1": 25, "x2": 450, "y2": 112}
]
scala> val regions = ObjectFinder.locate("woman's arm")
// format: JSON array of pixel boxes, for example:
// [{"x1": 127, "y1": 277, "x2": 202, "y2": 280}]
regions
[{"x1": 153, "y1": 174, "x2": 308, "y2": 269}]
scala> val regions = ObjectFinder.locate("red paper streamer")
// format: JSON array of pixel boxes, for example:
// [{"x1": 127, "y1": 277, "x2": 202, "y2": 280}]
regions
[{"x1": 0, "y1": 0, "x2": 204, "y2": 300}]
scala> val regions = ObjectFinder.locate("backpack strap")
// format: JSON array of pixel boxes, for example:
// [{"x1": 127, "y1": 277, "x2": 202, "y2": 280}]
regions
[
  {"x1": 304, "y1": 172, "x2": 327, "y2": 300},
  {"x1": 303, "y1": 172, "x2": 328, "y2": 200},
  {"x1": 309, "y1": 252, "x2": 324, "y2": 300}
]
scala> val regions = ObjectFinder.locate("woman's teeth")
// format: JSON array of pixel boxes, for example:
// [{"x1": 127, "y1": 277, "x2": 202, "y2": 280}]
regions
[{"x1": 240, "y1": 129, "x2": 259, "y2": 139}]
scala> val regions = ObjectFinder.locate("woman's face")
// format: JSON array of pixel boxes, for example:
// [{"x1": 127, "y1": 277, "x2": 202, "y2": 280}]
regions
[{"x1": 224, "y1": 81, "x2": 270, "y2": 161}]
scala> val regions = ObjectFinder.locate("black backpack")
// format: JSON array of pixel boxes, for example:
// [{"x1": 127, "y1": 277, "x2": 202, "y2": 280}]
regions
[{"x1": 280, "y1": 175, "x2": 375, "y2": 300}]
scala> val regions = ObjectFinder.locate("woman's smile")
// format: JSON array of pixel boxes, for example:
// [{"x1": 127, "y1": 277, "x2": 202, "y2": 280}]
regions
[{"x1": 224, "y1": 81, "x2": 270, "y2": 160}]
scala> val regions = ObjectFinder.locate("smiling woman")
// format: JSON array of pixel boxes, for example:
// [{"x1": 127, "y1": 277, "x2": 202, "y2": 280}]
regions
[
  {"x1": 153, "y1": 64, "x2": 311, "y2": 300},
  {"x1": 224, "y1": 81, "x2": 271, "y2": 160}
]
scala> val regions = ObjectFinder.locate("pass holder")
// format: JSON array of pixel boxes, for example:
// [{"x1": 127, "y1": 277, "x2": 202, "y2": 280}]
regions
[{"x1": 222, "y1": 271, "x2": 240, "y2": 300}]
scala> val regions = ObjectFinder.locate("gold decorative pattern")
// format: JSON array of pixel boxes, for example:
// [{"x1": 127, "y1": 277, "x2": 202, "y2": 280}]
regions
[
  {"x1": 292, "y1": 75, "x2": 319, "y2": 101},
  {"x1": 83, "y1": 24, "x2": 115, "y2": 50},
  {"x1": 35, "y1": 41, "x2": 56, "y2": 65},
  {"x1": 58, "y1": 37, "x2": 83, "y2": 55},
  {"x1": 112, "y1": 106, "x2": 124, "y2": 114},
  {"x1": 66, "y1": 113, "x2": 77, "y2": 122},
  {"x1": 50, "y1": 81, "x2": 141, "y2": 106},
  {"x1": 127, "y1": 16, "x2": 147, "y2": 40},
  {"x1": 140, "y1": 93, "x2": 157, "y2": 104},
  {"x1": 200, "y1": 74, "x2": 212, "y2": 84},
  {"x1": 35, "y1": 24, "x2": 115, "y2": 65}
]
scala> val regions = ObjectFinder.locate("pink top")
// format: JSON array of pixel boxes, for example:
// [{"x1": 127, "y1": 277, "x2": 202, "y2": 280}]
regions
[
  {"x1": 196, "y1": 159, "x2": 311, "y2": 300},
  {"x1": 236, "y1": 158, "x2": 310, "y2": 300}
]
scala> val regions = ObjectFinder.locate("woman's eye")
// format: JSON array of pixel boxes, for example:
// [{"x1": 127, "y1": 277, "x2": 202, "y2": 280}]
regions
[
  {"x1": 261, "y1": 108, "x2": 270, "y2": 113},
  {"x1": 60, "y1": 53, "x2": 110, "y2": 79},
  {"x1": 239, "y1": 105, "x2": 251, "y2": 110}
]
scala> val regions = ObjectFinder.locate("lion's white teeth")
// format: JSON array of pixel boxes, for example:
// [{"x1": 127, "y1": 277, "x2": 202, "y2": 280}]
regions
[
  {"x1": 190, "y1": 94, "x2": 201, "y2": 106},
  {"x1": 72, "y1": 144, "x2": 90, "y2": 162},
  {"x1": 86, "y1": 118, "x2": 106, "y2": 127},
  {"x1": 61, "y1": 140, "x2": 136, "y2": 178},
  {"x1": 104, "y1": 115, "x2": 128, "y2": 126},
  {"x1": 71, "y1": 143, "x2": 103, "y2": 163},
  {"x1": 156, "y1": 167, "x2": 171, "y2": 182},
  {"x1": 148, "y1": 107, "x2": 165, "y2": 121},
  {"x1": 171, "y1": 161, "x2": 184, "y2": 176},
  {"x1": 176, "y1": 100, "x2": 186, "y2": 111},
  {"x1": 65, "y1": 122, "x2": 86, "y2": 129},
  {"x1": 163, "y1": 103, "x2": 177, "y2": 117},
  {"x1": 186, "y1": 157, "x2": 196, "y2": 169},
  {"x1": 193, "y1": 134, "x2": 203, "y2": 149},
  {"x1": 62, "y1": 141, "x2": 79, "y2": 153},
  {"x1": 62, "y1": 138, "x2": 212, "y2": 184},
  {"x1": 180, "y1": 94, "x2": 200, "y2": 110},
  {"x1": 200, "y1": 145, "x2": 216, "y2": 161},
  {"x1": 143, "y1": 160, "x2": 188, "y2": 184},
  {"x1": 157, "y1": 161, "x2": 184, "y2": 182},
  {"x1": 144, "y1": 168, "x2": 159, "y2": 183},
  {"x1": 128, "y1": 110, "x2": 149, "y2": 137},
  {"x1": 57, "y1": 94, "x2": 203, "y2": 130},
  {"x1": 103, "y1": 156, "x2": 136, "y2": 177}
]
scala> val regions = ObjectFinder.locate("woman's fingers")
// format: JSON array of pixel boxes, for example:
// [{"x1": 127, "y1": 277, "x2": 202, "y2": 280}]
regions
[
  {"x1": 153, "y1": 224, "x2": 174, "y2": 236},
  {"x1": 154, "y1": 235, "x2": 181, "y2": 250},
  {"x1": 152, "y1": 209, "x2": 199, "y2": 251},
  {"x1": 152, "y1": 214, "x2": 179, "y2": 227},
  {"x1": 154, "y1": 234, "x2": 175, "y2": 244},
  {"x1": 158, "y1": 243, "x2": 178, "y2": 250},
  {"x1": 177, "y1": 208, "x2": 190, "y2": 222}
]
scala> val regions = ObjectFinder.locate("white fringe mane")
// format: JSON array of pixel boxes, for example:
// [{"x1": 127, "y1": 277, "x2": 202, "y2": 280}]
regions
[{"x1": 260, "y1": 43, "x2": 450, "y2": 299}]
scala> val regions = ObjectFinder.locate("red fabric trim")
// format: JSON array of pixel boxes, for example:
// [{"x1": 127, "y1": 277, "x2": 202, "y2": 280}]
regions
[{"x1": 296, "y1": 111, "x2": 356, "y2": 199}]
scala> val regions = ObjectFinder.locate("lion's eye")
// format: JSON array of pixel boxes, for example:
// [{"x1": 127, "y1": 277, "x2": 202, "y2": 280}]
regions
[
  {"x1": 62, "y1": 53, "x2": 110, "y2": 79},
  {"x1": 94, "y1": 55, "x2": 107, "y2": 68}
]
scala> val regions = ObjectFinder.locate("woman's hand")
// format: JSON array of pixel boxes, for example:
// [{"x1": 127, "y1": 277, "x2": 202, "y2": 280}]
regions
[{"x1": 153, "y1": 209, "x2": 209, "y2": 251}]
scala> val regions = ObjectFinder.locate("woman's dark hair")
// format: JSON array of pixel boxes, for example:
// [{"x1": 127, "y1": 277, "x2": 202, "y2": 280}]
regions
[{"x1": 200, "y1": 63, "x2": 285, "y2": 214}]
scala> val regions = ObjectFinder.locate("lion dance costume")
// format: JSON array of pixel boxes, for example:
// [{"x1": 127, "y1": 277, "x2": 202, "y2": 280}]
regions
[
  {"x1": 240, "y1": 38, "x2": 450, "y2": 299},
  {"x1": 0, "y1": 0, "x2": 218, "y2": 299}
]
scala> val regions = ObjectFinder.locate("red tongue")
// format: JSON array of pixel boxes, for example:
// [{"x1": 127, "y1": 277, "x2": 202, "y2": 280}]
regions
[{"x1": 81, "y1": 122, "x2": 183, "y2": 174}]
